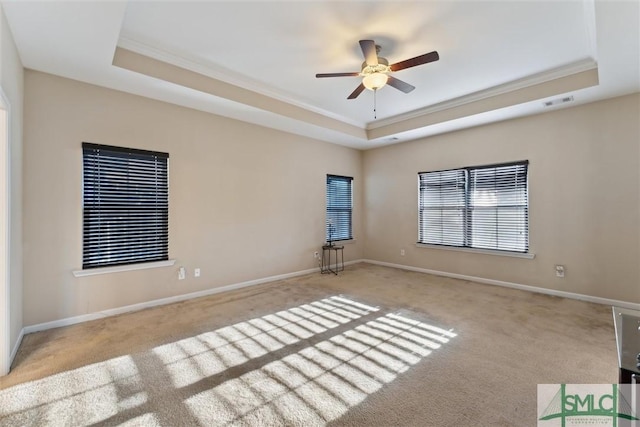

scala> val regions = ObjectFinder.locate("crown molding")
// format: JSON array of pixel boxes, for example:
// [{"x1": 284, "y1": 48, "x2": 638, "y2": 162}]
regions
[
  {"x1": 117, "y1": 36, "x2": 364, "y2": 129},
  {"x1": 367, "y1": 58, "x2": 598, "y2": 130}
]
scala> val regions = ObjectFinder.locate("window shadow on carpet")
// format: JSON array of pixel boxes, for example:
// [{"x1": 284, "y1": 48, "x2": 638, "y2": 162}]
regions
[{"x1": 0, "y1": 296, "x2": 456, "y2": 426}]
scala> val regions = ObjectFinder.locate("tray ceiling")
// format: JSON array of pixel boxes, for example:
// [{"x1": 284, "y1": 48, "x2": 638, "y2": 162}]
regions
[{"x1": 3, "y1": 1, "x2": 639, "y2": 148}]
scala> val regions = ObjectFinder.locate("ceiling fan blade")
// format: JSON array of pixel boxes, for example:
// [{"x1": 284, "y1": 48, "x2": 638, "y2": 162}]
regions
[
  {"x1": 390, "y1": 51, "x2": 439, "y2": 72},
  {"x1": 359, "y1": 40, "x2": 378, "y2": 66},
  {"x1": 347, "y1": 83, "x2": 366, "y2": 99},
  {"x1": 387, "y1": 76, "x2": 415, "y2": 93},
  {"x1": 316, "y1": 72, "x2": 360, "y2": 78}
]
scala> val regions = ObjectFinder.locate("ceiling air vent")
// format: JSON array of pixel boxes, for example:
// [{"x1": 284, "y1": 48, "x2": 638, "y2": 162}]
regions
[{"x1": 543, "y1": 95, "x2": 574, "y2": 108}]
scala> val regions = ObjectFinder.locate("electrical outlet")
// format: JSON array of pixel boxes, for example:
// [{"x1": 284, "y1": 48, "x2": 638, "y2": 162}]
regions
[
  {"x1": 555, "y1": 265, "x2": 565, "y2": 278},
  {"x1": 194, "y1": 268, "x2": 201, "y2": 277},
  {"x1": 314, "y1": 251, "x2": 319, "y2": 259},
  {"x1": 178, "y1": 267, "x2": 186, "y2": 280},
  {"x1": 400, "y1": 249, "x2": 405, "y2": 256}
]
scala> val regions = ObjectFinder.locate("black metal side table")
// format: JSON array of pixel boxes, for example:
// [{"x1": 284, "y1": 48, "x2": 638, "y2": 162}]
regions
[{"x1": 321, "y1": 244, "x2": 344, "y2": 275}]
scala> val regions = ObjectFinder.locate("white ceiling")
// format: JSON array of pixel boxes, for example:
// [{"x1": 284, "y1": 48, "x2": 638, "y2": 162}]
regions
[{"x1": 2, "y1": 0, "x2": 639, "y2": 149}]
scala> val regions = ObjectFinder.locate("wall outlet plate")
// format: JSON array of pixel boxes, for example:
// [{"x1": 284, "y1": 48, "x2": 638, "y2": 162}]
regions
[
  {"x1": 555, "y1": 265, "x2": 565, "y2": 278},
  {"x1": 194, "y1": 268, "x2": 201, "y2": 277}
]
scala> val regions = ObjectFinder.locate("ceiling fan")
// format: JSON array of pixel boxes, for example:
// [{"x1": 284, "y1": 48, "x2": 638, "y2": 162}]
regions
[{"x1": 316, "y1": 40, "x2": 439, "y2": 99}]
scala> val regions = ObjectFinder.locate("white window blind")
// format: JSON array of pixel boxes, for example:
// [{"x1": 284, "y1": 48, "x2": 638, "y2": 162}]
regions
[
  {"x1": 82, "y1": 142, "x2": 169, "y2": 269},
  {"x1": 418, "y1": 169, "x2": 466, "y2": 246},
  {"x1": 326, "y1": 175, "x2": 353, "y2": 242},
  {"x1": 418, "y1": 161, "x2": 528, "y2": 253}
]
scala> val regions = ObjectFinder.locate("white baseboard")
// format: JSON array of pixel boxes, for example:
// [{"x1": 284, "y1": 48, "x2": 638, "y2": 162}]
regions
[
  {"x1": 9, "y1": 327, "x2": 24, "y2": 368},
  {"x1": 24, "y1": 260, "x2": 363, "y2": 335},
  {"x1": 363, "y1": 259, "x2": 640, "y2": 311},
  {"x1": 27, "y1": 257, "x2": 633, "y2": 336}
]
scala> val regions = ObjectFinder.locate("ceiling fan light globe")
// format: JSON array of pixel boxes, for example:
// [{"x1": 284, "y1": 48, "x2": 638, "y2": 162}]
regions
[{"x1": 363, "y1": 72, "x2": 388, "y2": 91}]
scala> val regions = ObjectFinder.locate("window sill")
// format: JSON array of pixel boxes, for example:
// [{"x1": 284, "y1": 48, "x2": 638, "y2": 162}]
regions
[
  {"x1": 73, "y1": 259, "x2": 176, "y2": 277},
  {"x1": 415, "y1": 243, "x2": 535, "y2": 259}
]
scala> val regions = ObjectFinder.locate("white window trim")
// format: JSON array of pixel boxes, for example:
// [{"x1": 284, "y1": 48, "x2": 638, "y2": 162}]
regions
[
  {"x1": 73, "y1": 259, "x2": 176, "y2": 277},
  {"x1": 416, "y1": 243, "x2": 535, "y2": 259},
  {"x1": 418, "y1": 161, "x2": 529, "y2": 254}
]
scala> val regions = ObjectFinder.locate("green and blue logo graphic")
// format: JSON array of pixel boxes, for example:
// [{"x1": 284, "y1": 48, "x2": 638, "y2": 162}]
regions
[{"x1": 538, "y1": 384, "x2": 638, "y2": 426}]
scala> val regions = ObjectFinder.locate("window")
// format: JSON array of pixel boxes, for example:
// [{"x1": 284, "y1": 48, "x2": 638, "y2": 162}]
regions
[
  {"x1": 82, "y1": 142, "x2": 169, "y2": 269},
  {"x1": 418, "y1": 161, "x2": 528, "y2": 253},
  {"x1": 326, "y1": 175, "x2": 353, "y2": 242}
]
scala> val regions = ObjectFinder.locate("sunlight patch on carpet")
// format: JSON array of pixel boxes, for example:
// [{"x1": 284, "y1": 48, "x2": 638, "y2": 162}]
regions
[
  {"x1": 0, "y1": 295, "x2": 456, "y2": 426},
  {"x1": 184, "y1": 311, "x2": 456, "y2": 426},
  {"x1": 152, "y1": 296, "x2": 379, "y2": 388},
  {"x1": 0, "y1": 354, "x2": 146, "y2": 425}
]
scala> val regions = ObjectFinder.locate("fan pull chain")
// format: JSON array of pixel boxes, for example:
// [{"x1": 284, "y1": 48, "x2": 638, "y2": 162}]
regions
[{"x1": 373, "y1": 89, "x2": 377, "y2": 119}]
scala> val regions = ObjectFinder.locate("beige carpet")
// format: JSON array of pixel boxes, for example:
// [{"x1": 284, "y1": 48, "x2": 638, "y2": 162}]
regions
[{"x1": 0, "y1": 263, "x2": 618, "y2": 426}]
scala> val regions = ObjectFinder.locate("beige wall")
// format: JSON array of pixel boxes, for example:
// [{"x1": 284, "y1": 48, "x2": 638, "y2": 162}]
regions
[
  {"x1": 21, "y1": 69, "x2": 640, "y2": 327},
  {"x1": 364, "y1": 93, "x2": 640, "y2": 303},
  {"x1": 23, "y1": 70, "x2": 363, "y2": 326},
  {"x1": 0, "y1": 5, "x2": 23, "y2": 366}
]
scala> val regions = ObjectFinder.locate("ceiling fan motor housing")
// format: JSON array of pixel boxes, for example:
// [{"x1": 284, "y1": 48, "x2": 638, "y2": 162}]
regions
[{"x1": 360, "y1": 57, "x2": 390, "y2": 76}]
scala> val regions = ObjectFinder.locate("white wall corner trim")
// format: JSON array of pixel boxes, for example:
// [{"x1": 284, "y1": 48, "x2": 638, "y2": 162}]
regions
[
  {"x1": 26, "y1": 260, "x2": 363, "y2": 334},
  {"x1": 363, "y1": 259, "x2": 640, "y2": 311},
  {"x1": 0, "y1": 88, "x2": 11, "y2": 376}
]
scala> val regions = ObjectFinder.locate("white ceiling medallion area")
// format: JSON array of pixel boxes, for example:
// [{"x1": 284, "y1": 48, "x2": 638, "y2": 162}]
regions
[{"x1": 3, "y1": 1, "x2": 638, "y2": 148}]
